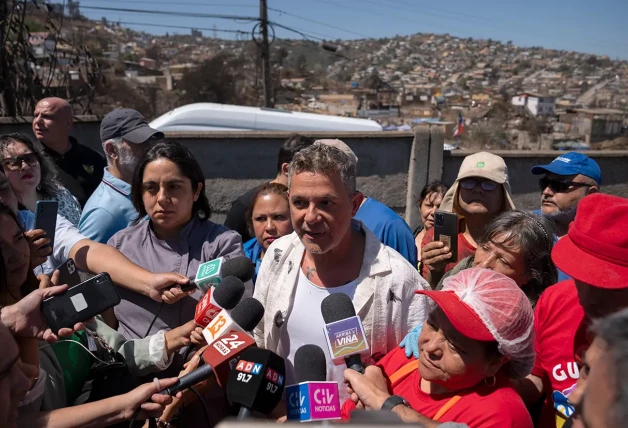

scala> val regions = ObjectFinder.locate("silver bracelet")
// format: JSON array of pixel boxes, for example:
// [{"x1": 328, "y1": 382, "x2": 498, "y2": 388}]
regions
[{"x1": 155, "y1": 419, "x2": 171, "y2": 428}]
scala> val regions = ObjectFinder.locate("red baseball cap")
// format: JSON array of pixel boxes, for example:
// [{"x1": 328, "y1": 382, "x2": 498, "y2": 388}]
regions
[
  {"x1": 415, "y1": 289, "x2": 495, "y2": 341},
  {"x1": 552, "y1": 193, "x2": 628, "y2": 289}
]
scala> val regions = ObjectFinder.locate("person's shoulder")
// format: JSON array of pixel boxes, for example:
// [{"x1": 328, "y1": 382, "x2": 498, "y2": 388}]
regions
[
  {"x1": 464, "y1": 384, "x2": 532, "y2": 428},
  {"x1": 376, "y1": 347, "x2": 415, "y2": 376},
  {"x1": 108, "y1": 220, "x2": 147, "y2": 245},
  {"x1": 359, "y1": 198, "x2": 404, "y2": 221},
  {"x1": 75, "y1": 141, "x2": 104, "y2": 158},
  {"x1": 536, "y1": 279, "x2": 578, "y2": 309}
]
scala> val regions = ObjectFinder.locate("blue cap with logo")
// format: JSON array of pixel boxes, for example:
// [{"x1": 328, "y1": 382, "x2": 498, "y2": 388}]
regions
[{"x1": 531, "y1": 152, "x2": 602, "y2": 184}]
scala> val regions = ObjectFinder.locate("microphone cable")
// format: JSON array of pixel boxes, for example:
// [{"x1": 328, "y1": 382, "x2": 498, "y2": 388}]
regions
[{"x1": 144, "y1": 302, "x2": 164, "y2": 338}]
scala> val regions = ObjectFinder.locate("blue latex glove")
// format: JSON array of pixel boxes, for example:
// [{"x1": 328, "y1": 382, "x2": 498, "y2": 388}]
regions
[{"x1": 399, "y1": 322, "x2": 423, "y2": 359}]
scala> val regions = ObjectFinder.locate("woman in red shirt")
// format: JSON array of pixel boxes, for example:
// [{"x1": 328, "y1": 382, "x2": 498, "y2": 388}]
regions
[{"x1": 342, "y1": 268, "x2": 534, "y2": 428}]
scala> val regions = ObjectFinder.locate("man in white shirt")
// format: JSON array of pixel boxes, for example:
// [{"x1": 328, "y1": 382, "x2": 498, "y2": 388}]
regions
[{"x1": 253, "y1": 143, "x2": 429, "y2": 396}]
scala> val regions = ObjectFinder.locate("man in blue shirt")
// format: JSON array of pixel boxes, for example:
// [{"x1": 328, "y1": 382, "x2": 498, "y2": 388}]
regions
[
  {"x1": 79, "y1": 109, "x2": 162, "y2": 243},
  {"x1": 317, "y1": 139, "x2": 417, "y2": 267},
  {"x1": 530, "y1": 152, "x2": 601, "y2": 282}
]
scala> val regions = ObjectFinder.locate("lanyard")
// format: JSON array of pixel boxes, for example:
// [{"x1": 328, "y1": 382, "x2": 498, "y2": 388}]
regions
[{"x1": 389, "y1": 360, "x2": 462, "y2": 421}]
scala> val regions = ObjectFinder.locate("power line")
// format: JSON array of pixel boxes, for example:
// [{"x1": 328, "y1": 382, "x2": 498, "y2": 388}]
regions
[
  {"x1": 114, "y1": 21, "x2": 250, "y2": 35},
  {"x1": 269, "y1": 21, "x2": 325, "y2": 42},
  {"x1": 76, "y1": 0, "x2": 256, "y2": 7},
  {"x1": 268, "y1": 7, "x2": 369, "y2": 39},
  {"x1": 78, "y1": 5, "x2": 259, "y2": 22}
]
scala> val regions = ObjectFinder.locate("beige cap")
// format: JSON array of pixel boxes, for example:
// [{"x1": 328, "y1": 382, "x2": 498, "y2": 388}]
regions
[
  {"x1": 314, "y1": 139, "x2": 358, "y2": 168},
  {"x1": 440, "y1": 151, "x2": 515, "y2": 212}
]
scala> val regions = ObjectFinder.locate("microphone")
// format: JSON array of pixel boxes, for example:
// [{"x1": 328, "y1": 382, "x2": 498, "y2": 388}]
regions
[
  {"x1": 159, "y1": 331, "x2": 256, "y2": 395},
  {"x1": 286, "y1": 345, "x2": 341, "y2": 422},
  {"x1": 193, "y1": 256, "x2": 255, "y2": 294},
  {"x1": 202, "y1": 297, "x2": 264, "y2": 345},
  {"x1": 194, "y1": 276, "x2": 246, "y2": 328},
  {"x1": 321, "y1": 293, "x2": 369, "y2": 373},
  {"x1": 226, "y1": 347, "x2": 286, "y2": 419}
]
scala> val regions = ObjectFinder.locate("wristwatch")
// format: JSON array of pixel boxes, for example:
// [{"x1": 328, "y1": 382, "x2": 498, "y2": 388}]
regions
[{"x1": 381, "y1": 395, "x2": 411, "y2": 411}]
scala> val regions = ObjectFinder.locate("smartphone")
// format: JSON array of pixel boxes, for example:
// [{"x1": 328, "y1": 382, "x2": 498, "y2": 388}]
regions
[
  {"x1": 41, "y1": 273, "x2": 121, "y2": 332},
  {"x1": 179, "y1": 280, "x2": 198, "y2": 293},
  {"x1": 434, "y1": 211, "x2": 459, "y2": 262},
  {"x1": 34, "y1": 200, "x2": 58, "y2": 250},
  {"x1": 54, "y1": 258, "x2": 81, "y2": 287}
]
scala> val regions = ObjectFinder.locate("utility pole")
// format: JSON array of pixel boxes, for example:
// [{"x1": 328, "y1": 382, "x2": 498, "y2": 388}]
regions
[{"x1": 260, "y1": 0, "x2": 273, "y2": 107}]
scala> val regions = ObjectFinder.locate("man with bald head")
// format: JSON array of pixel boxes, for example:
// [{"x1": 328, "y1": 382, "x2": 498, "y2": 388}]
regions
[{"x1": 33, "y1": 97, "x2": 106, "y2": 206}]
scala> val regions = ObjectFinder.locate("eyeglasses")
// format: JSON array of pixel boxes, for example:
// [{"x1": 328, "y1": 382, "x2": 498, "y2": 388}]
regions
[
  {"x1": 539, "y1": 177, "x2": 592, "y2": 193},
  {"x1": 2, "y1": 153, "x2": 39, "y2": 171},
  {"x1": 459, "y1": 178, "x2": 498, "y2": 191}
]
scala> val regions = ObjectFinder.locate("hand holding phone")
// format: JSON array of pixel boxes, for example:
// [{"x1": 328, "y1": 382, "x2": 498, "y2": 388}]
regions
[
  {"x1": 423, "y1": 211, "x2": 459, "y2": 274},
  {"x1": 41, "y1": 273, "x2": 121, "y2": 332},
  {"x1": 34, "y1": 201, "x2": 58, "y2": 250}
]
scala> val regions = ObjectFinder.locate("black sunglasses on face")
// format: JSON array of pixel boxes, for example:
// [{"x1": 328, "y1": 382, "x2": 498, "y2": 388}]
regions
[
  {"x1": 539, "y1": 177, "x2": 592, "y2": 193},
  {"x1": 1, "y1": 153, "x2": 39, "y2": 171},
  {"x1": 459, "y1": 178, "x2": 498, "y2": 191}
]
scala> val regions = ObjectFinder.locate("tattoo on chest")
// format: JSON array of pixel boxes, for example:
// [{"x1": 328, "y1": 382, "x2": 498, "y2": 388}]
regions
[{"x1": 305, "y1": 266, "x2": 317, "y2": 280}]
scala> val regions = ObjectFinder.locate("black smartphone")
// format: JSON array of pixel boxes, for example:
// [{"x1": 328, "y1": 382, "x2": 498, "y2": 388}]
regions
[
  {"x1": 179, "y1": 280, "x2": 198, "y2": 293},
  {"x1": 41, "y1": 272, "x2": 121, "y2": 331},
  {"x1": 434, "y1": 211, "x2": 459, "y2": 262},
  {"x1": 34, "y1": 200, "x2": 58, "y2": 250},
  {"x1": 54, "y1": 258, "x2": 81, "y2": 287}
]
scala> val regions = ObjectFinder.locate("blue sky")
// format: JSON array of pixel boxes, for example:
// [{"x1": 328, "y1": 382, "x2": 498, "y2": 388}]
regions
[{"x1": 69, "y1": 0, "x2": 628, "y2": 59}]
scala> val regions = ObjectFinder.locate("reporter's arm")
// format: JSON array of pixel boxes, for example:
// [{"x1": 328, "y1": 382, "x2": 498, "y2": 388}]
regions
[
  {"x1": 18, "y1": 378, "x2": 179, "y2": 428},
  {"x1": 70, "y1": 239, "x2": 190, "y2": 303}
]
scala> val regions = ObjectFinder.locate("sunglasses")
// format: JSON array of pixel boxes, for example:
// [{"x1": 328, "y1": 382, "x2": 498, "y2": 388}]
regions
[
  {"x1": 459, "y1": 178, "x2": 498, "y2": 191},
  {"x1": 2, "y1": 153, "x2": 39, "y2": 171},
  {"x1": 539, "y1": 177, "x2": 592, "y2": 193}
]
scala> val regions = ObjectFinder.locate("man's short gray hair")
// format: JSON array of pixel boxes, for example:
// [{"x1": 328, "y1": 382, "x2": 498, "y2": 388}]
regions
[
  {"x1": 288, "y1": 143, "x2": 356, "y2": 194},
  {"x1": 592, "y1": 307, "x2": 628, "y2": 427},
  {"x1": 102, "y1": 137, "x2": 125, "y2": 162}
]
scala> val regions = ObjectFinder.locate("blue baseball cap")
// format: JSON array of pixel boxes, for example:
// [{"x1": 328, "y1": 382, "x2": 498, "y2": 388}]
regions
[{"x1": 531, "y1": 152, "x2": 602, "y2": 184}]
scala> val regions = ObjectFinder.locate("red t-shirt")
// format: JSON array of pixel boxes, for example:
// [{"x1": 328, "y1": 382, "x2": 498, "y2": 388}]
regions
[
  {"x1": 531, "y1": 280, "x2": 591, "y2": 428},
  {"x1": 341, "y1": 347, "x2": 532, "y2": 428},
  {"x1": 421, "y1": 222, "x2": 476, "y2": 277}
]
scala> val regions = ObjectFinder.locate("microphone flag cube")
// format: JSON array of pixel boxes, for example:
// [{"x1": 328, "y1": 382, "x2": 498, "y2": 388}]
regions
[
  {"x1": 323, "y1": 315, "x2": 369, "y2": 365},
  {"x1": 194, "y1": 257, "x2": 224, "y2": 293},
  {"x1": 286, "y1": 381, "x2": 341, "y2": 422}
]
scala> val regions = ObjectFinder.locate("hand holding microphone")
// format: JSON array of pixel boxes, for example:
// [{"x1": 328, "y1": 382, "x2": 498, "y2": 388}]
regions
[{"x1": 159, "y1": 297, "x2": 265, "y2": 396}]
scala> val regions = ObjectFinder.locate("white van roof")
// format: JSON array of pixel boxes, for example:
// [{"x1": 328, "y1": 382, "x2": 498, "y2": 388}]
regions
[{"x1": 150, "y1": 103, "x2": 383, "y2": 132}]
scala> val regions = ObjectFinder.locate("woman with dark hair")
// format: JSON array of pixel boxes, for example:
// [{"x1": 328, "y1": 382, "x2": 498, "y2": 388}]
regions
[
  {"x1": 414, "y1": 181, "x2": 448, "y2": 272},
  {"x1": 243, "y1": 182, "x2": 293, "y2": 284},
  {"x1": 108, "y1": 140, "x2": 244, "y2": 344},
  {"x1": 0, "y1": 133, "x2": 81, "y2": 225},
  {"x1": 436, "y1": 210, "x2": 558, "y2": 305}
]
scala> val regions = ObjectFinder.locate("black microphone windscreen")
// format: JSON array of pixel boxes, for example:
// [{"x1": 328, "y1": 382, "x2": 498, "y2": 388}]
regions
[
  {"x1": 294, "y1": 345, "x2": 327, "y2": 383},
  {"x1": 213, "y1": 276, "x2": 245, "y2": 309},
  {"x1": 230, "y1": 297, "x2": 264, "y2": 331},
  {"x1": 222, "y1": 256, "x2": 256, "y2": 282},
  {"x1": 321, "y1": 293, "x2": 356, "y2": 324},
  {"x1": 226, "y1": 347, "x2": 285, "y2": 415}
]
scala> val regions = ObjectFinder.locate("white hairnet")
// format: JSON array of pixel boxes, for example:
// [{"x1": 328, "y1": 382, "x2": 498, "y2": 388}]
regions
[{"x1": 441, "y1": 268, "x2": 535, "y2": 379}]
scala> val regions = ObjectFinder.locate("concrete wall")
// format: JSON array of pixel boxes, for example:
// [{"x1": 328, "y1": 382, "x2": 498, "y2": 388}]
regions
[
  {"x1": 3, "y1": 116, "x2": 628, "y2": 225},
  {"x1": 169, "y1": 131, "x2": 418, "y2": 224},
  {"x1": 443, "y1": 150, "x2": 628, "y2": 211}
]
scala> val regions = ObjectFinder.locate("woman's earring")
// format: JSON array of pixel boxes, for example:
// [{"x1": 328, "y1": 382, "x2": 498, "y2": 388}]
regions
[{"x1": 484, "y1": 375, "x2": 496, "y2": 387}]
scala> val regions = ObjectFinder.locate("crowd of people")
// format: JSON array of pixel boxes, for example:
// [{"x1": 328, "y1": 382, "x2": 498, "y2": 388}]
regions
[{"x1": 0, "y1": 96, "x2": 626, "y2": 428}]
